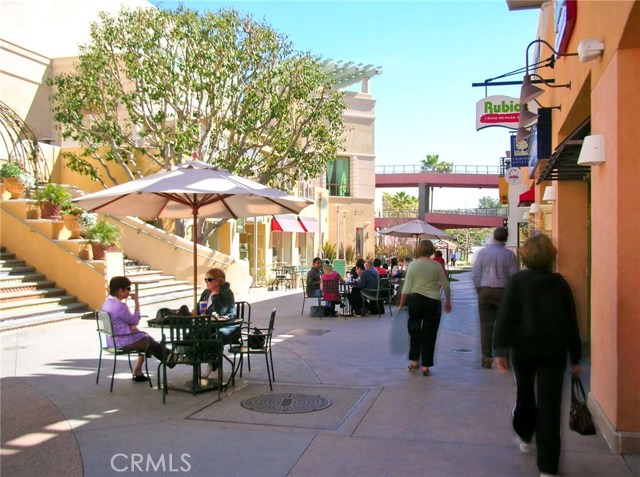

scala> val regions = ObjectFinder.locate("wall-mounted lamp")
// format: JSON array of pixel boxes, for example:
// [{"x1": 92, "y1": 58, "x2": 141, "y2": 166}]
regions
[
  {"x1": 542, "y1": 185, "x2": 557, "y2": 201},
  {"x1": 577, "y1": 134, "x2": 605, "y2": 166},
  {"x1": 516, "y1": 126, "x2": 532, "y2": 143},
  {"x1": 518, "y1": 104, "x2": 539, "y2": 129},
  {"x1": 529, "y1": 203, "x2": 540, "y2": 214},
  {"x1": 522, "y1": 210, "x2": 530, "y2": 220}
]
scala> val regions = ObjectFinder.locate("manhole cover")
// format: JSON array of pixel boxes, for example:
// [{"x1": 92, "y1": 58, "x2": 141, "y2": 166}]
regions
[
  {"x1": 454, "y1": 348, "x2": 473, "y2": 353},
  {"x1": 241, "y1": 393, "x2": 333, "y2": 414}
]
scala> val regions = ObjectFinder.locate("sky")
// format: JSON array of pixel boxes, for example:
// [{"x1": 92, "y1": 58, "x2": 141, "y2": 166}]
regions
[{"x1": 152, "y1": 0, "x2": 541, "y2": 209}]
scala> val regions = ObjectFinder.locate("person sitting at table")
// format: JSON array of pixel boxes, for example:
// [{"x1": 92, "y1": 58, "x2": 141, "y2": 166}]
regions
[
  {"x1": 373, "y1": 258, "x2": 388, "y2": 276},
  {"x1": 102, "y1": 276, "x2": 181, "y2": 382},
  {"x1": 348, "y1": 259, "x2": 379, "y2": 316},
  {"x1": 320, "y1": 263, "x2": 346, "y2": 317},
  {"x1": 306, "y1": 257, "x2": 323, "y2": 298}
]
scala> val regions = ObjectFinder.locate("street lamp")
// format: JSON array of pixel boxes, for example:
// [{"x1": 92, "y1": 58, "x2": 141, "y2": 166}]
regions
[
  {"x1": 336, "y1": 206, "x2": 340, "y2": 260},
  {"x1": 343, "y1": 210, "x2": 347, "y2": 260}
]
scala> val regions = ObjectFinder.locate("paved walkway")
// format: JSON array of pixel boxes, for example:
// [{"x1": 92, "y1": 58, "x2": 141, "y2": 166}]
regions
[{"x1": 1, "y1": 270, "x2": 636, "y2": 477}]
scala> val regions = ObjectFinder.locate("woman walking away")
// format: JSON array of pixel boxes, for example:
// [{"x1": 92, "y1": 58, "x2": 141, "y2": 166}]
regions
[
  {"x1": 494, "y1": 233, "x2": 582, "y2": 477},
  {"x1": 397, "y1": 240, "x2": 452, "y2": 376}
]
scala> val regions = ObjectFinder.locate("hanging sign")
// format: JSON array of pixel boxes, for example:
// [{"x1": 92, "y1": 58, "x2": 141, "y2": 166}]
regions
[
  {"x1": 505, "y1": 167, "x2": 522, "y2": 185},
  {"x1": 476, "y1": 95, "x2": 521, "y2": 131},
  {"x1": 510, "y1": 134, "x2": 531, "y2": 167}
]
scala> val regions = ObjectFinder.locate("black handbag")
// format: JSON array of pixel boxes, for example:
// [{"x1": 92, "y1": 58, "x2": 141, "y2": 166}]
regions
[
  {"x1": 569, "y1": 375, "x2": 596, "y2": 435},
  {"x1": 248, "y1": 328, "x2": 266, "y2": 349}
]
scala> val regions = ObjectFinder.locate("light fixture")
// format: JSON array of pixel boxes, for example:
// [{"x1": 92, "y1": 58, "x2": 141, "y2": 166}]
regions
[
  {"x1": 578, "y1": 39, "x2": 605, "y2": 63},
  {"x1": 522, "y1": 210, "x2": 530, "y2": 220},
  {"x1": 542, "y1": 185, "x2": 557, "y2": 201},
  {"x1": 577, "y1": 134, "x2": 606, "y2": 166},
  {"x1": 520, "y1": 75, "x2": 545, "y2": 104},
  {"x1": 516, "y1": 126, "x2": 532, "y2": 143},
  {"x1": 518, "y1": 104, "x2": 538, "y2": 129},
  {"x1": 529, "y1": 203, "x2": 540, "y2": 213}
]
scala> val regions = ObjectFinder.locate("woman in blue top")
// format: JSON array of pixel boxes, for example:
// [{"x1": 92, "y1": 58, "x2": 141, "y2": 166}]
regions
[{"x1": 397, "y1": 240, "x2": 451, "y2": 376}]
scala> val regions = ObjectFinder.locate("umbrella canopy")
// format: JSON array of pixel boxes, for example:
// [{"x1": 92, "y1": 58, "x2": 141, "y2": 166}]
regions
[
  {"x1": 74, "y1": 160, "x2": 312, "y2": 309},
  {"x1": 378, "y1": 219, "x2": 450, "y2": 239}
]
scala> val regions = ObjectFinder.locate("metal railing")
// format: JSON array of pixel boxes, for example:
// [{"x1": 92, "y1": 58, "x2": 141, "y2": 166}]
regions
[
  {"x1": 375, "y1": 208, "x2": 507, "y2": 218},
  {"x1": 375, "y1": 164, "x2": 500, "y2": 175}
]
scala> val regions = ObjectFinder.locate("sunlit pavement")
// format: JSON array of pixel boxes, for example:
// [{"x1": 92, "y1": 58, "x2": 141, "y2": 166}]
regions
[{"x1": 1, "y1": 270, "x2": 636, "y2": 477}]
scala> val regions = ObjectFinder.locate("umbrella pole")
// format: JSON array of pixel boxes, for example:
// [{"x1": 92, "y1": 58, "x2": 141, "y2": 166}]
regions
[{"x1": 193, "y1": 209, "x2": 199, "y2": 313}]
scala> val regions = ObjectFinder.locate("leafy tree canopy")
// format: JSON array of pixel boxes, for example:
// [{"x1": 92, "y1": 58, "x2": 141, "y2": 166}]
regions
[
  {"x1": 382, "y1": 191, "x2": 418, "y2": 212},
  {"x1": 477, "y1": 195, "x2": 503, "y2": 209},
  {"x1": 49, "y1": 6, "x2": 346, "y2": 191},
  {"x1": 420, "y1": 154, "x2": 453, "y2": 173}
]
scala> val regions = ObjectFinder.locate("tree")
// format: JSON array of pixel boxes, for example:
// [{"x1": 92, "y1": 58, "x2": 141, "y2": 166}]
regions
[
  {"x1": 420, "y1": 154, "x2": 453, "y2": 173},
  {"x1": 49, "y1": 6, "x2": 346, "y2": 192},
  {"x1": 478, "y1": 196, "x2": 502, "y2": 209},
  {"x1": 382, "y1": 191, "x2": 418, "y2": 216}
]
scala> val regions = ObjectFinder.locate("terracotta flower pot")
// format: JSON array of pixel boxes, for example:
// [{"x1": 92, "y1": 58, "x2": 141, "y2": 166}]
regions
[
  {"x1": 62, "y1": 214, "x2": 82, "y2": 239},
  {"x1": 3, "y1": 177, "x2": 24, "y2": 199},
  {"x1": 41, "y1": 201, "x2": 62, "y2": 220},
  {"x1": 91, "y1": 242, "x2": 116, "y2": 260}
]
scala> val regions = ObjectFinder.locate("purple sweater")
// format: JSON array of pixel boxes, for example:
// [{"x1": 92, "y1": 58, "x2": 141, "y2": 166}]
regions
[{"x1": 101, "y1": 296, "x2": 145, "y2": 348}]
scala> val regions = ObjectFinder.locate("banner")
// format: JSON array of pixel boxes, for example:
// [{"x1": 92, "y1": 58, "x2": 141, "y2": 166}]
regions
[{"x1": 510, "y1": 134, "x2": 531, "y2": 167}]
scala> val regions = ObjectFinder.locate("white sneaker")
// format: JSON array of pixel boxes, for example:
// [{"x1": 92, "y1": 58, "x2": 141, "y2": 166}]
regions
[
  {"x1": 540, "y1": 473, "x2": 557, "y2": 477},
  {"x1": 516, "y1": 435, "x2": 533, "y2": 453}
]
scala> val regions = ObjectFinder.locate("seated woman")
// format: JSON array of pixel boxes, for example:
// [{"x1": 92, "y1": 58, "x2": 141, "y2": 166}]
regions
[
  {"x1": 320, "y1": 263, "x2": 346, "y2": 316},
  {"x1": 198, "y1": 267, "x2": 240, "y2": 378},
  {"x1": 101, "y1": 276, "x2": 180, "y2": 382}
]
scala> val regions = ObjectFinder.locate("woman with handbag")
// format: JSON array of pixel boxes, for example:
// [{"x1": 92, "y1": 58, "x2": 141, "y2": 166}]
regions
[
  {"x1": 494, "y1": 233, "x2": 583, "y2": 477},
  {"x1": 397, "y1": 240, "x2": 451, "y2": 376}
]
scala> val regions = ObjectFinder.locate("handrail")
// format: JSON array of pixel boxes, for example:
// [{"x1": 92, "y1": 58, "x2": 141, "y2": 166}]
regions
[
  {"x1": 375, "y1": 208, "x2": 508, "y2": 218},
  {"x1": 375, "y1": 164, "x2": 499, "y2": 175},
  {"x1": 109, "y1": 215, "x2": 228, "y2": 266}
]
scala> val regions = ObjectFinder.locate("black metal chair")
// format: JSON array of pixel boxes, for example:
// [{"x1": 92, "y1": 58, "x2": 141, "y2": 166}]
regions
[
  {"x1": 95, "y1": 310, "x2": 151, "y2": 392},
  {"x1": 229, "y1": 308, "x2": 277, "y2": 391},
  {"x1": 159, "y1": 315, "x2": 223, "y2": 403},
  {"x1": 360, "y1": 278, "x2": 393, "y2": 318},
  {"x1": 301, "y1": 287, "x2": 322, "y2": 315}
]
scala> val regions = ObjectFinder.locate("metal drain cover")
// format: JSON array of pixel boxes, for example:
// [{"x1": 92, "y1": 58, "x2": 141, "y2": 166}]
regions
[{"x1": 241, "y1": 393, "x2": 333, "y2": 414}]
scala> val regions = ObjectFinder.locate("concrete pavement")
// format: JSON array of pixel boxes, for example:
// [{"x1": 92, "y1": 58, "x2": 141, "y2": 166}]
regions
[{"x1": 1, "y1": 269, "x2": 636, "y2": 477}]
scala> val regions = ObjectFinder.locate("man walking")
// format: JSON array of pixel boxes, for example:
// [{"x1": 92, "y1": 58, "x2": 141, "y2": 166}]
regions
[{"x1": 473, "y1": 227, "x2": 518, "y2": 369}]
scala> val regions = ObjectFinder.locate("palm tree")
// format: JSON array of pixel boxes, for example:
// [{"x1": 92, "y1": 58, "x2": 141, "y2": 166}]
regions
[{"x1": 420, "y1": 154, "x2": 454, "y2": 173}]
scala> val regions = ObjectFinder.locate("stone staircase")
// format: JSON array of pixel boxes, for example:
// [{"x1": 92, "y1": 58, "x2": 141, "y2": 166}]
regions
[
  {"x1": 0, "y1": 248, "x2": 195, "y2": 332},
  {"x1": 0, "y1": 247, "x2": 93, "y2": 331}
]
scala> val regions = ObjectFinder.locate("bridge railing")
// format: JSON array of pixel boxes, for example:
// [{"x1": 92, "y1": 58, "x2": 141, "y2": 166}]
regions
[
  {"x1": 376, "y1": 208, "x2": 508, "y2": 218},
  {"x1": 375, "y1": 164, "x2": 500, "y2": 175}
]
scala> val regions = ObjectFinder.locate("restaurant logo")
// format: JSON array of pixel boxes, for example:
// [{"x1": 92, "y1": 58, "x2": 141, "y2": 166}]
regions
[
  {"x1": 110, "y1": 453, "x2": 192, "y2": 473},
  {"x1": 476, "y1": 95, "x2": 521, "y2": 131}
]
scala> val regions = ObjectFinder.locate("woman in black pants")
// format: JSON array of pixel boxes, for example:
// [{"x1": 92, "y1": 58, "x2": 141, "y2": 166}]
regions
[
  {"x1": 397, "y1": 240, "x2": 451, "y2": 376},
  {"x1": 494, "y1": 233, "x2": 582, "y2": 477}
]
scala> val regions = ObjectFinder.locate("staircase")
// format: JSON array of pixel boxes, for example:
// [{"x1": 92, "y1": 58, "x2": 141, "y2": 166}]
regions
[
  {"x1": 0, "y1": 248, "x2": 196, "y2": 332},
  {"x1": 0, "y1": 247, "x2": 93, "y2": 332}
]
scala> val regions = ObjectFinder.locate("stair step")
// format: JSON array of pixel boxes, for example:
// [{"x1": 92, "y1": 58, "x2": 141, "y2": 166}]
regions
[
  {"x1": 0, "y1": 295, "x2": 80, "y2": 313},
  {"x1": 0, "y1": 265, "x2": 36, "y2": 275},
  {"x1": 0, "y1": 258, "x2": 25, "y2": 267},
  {"x1": 0, "y1": 274, "x2": 48, "y2": 286},
  {"x1": 0, "y1": 301, "x2": 90, "y2": 322},
  {"x1": 0, "y1": 287, "x2": 66, "y2": 301},
  {"x1": 0, "y1": 309, "x2": 94, "y2": 333}
]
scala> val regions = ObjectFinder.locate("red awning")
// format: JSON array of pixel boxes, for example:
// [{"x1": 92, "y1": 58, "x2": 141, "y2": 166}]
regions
[
  {"x1": 271, "y1": 215, "x2": 305, "y2": 233},
  {"x1": 518, "y1": 185, "x2": 535, "y2": 206},
  {"x1": 297, "y1": 216, "x2": 319, "y2": 233}
]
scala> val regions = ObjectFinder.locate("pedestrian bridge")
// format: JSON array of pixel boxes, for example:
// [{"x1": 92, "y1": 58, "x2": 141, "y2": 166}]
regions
[{"x1": 375, "y1": 165, "x2": 503, "y2": 229}]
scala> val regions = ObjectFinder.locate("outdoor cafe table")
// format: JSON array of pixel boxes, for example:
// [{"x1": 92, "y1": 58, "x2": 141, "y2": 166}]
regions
[{"x1": 160, "y1": 316, "x2": 243, "y2": 394}]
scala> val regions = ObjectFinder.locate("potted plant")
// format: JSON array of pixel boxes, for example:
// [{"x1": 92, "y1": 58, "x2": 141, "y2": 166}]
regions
[
  {"x1": 60, "y1": 200, "x2": 84, "y2": 239},
  {"x1": 33, "y1": 183, "x2": 71, "y2": 219},
  {"x1": 1, "y1": 162, "x2": 32, "y2": 199},
  {"x1": 85, "y1": 219, "x2": 121, "y2": 260}
]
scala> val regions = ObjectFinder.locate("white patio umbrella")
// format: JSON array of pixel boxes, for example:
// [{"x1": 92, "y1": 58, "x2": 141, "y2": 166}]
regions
[
  {"x1": 378, "y1": 219, "x2": 450, "y2": 255},
  {"x1": 74, "y1": 160, "x2": 311, "y2": 310}
]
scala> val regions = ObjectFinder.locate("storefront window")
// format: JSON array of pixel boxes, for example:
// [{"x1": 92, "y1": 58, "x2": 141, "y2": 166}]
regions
[{"x1": 326, "y1": 157, "x2": 350, "y2": 197}]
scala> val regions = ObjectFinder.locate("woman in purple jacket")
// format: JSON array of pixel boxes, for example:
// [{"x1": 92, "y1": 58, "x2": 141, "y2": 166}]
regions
[{"x1": 101, "y1": 276, "x2": 178, "y2": 382}]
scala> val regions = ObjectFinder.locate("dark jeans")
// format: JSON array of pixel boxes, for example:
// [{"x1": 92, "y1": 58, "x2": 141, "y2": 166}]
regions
[
  {"x1": 477, "y1": 287, "x2": 505, "y2": 359},
  {"x1": 348, "y1": 287, "x2": 364, "y2": 314},
  {"x1": 406, "y1": 293, "x2": 442, "y2": 367},
  {"x1": 512, "y1": 348, "x2": 567, "y2": 475}
]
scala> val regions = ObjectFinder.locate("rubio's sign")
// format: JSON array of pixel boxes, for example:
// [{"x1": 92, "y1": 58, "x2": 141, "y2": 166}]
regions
[{"x1": 476, "y1": 95, "x2": 520, "y2": 131}]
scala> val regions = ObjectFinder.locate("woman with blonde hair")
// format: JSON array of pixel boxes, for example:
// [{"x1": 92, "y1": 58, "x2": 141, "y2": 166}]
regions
[{"x1": 494, "y1": 233, "x2": 582, "y2": 477}]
